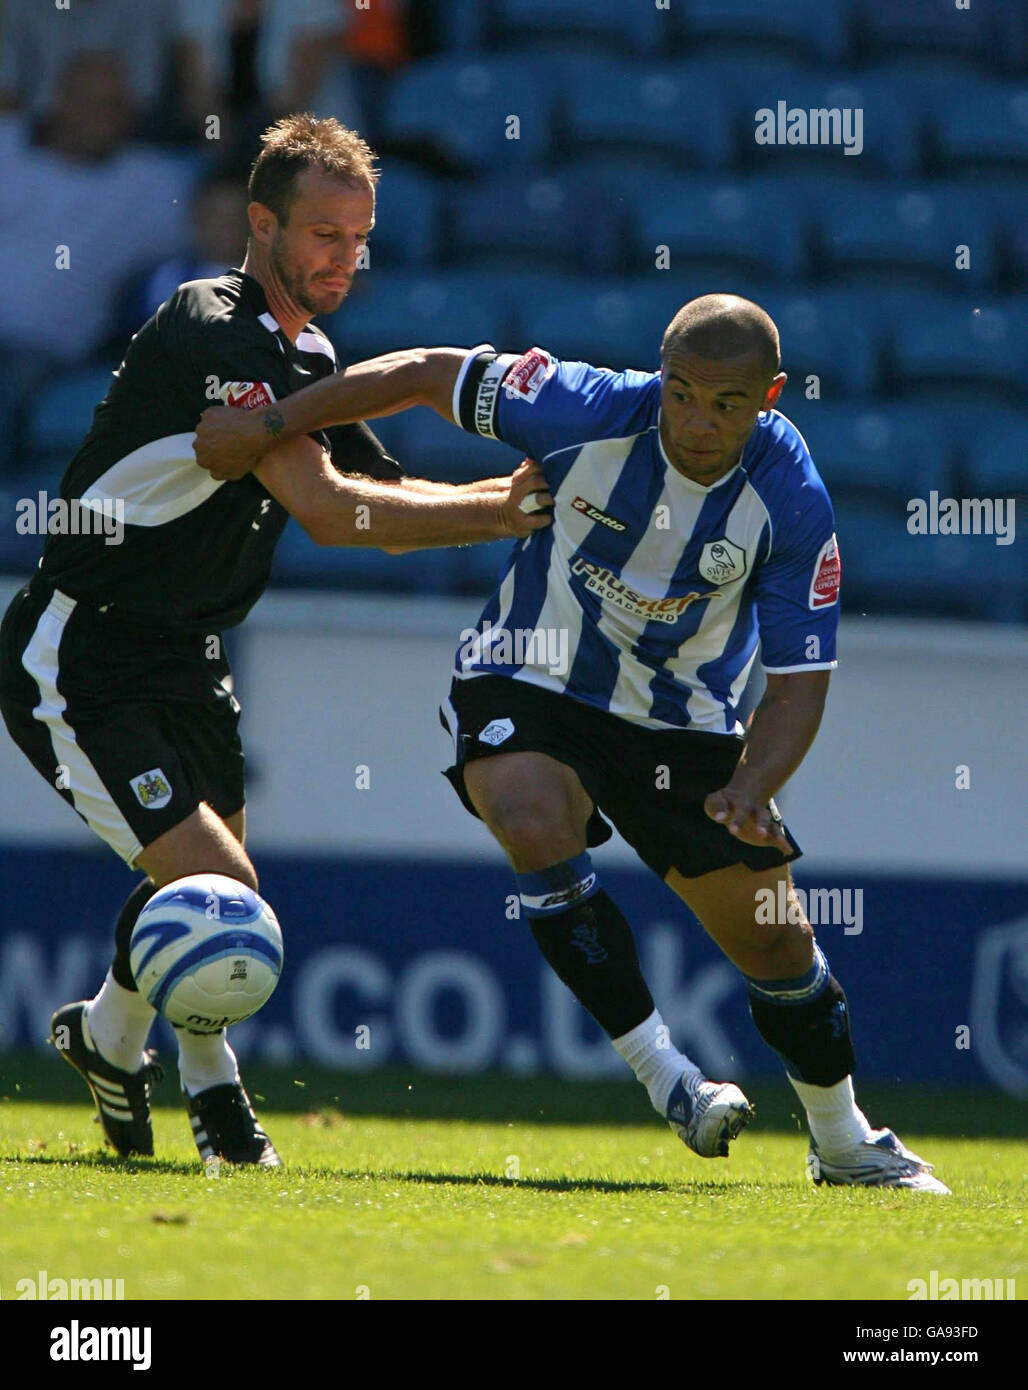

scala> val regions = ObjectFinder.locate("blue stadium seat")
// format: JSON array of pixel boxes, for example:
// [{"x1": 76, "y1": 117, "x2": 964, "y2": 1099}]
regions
[
  {"x1": 784, "y1": 402, "x2": 953, "y2": 501},
  {"x1": 676, "y1": 0, "x2": 851, "y2": 63},
  {"x1": 449, "y1": 170, "x2": 622, "y2": 274},
  {"x1": 271, "y1": 518, "x2": 463, "y2": 594},
  {"x1": 927, "y1": 77, "x2": 1028, "y2": 173},
  {"x1": 511, "y1": 275, "x2": 747, "y2": 373},
  {"x1": 814, "y1": 184, "x2": 996, "y2": 290},
  {"x1": 966, "y1": 178, "x2": 1028, "y2": 289},
  {"x1": 853, "y1": 0, "x2": 1002, "y2": 68},
  {"x1": 370, "y1": 162, "x2": 441, "y2": 267},
  {"x1": 380, "y1": 55, "x2": 553, "y2": 173},
  {"x1": 887, "y1": 296, "x2": 1027, "y2": 404},
  {"x1": 326, "y1": 270, "x2": 513, "y2": 364},
  {"x1": 496, "y1": 0, "x2": 666, "y2": 56},
  {"x1": 631, "y1": 175, "x2": 808, "y2": 282},
  {"x1": 433, "y1": 0, "x2": 491, "y2": 51},
  {"x1": 24, "y1": 365, "x2": 115, "y2": 457},
  {"x1": 402, "y1": 406, "x2": 523, "y2": 483},
  {"x1": 741, "y1": 72, "x2": 921, "y2": 176},
  {"x1": 962, "y1": 416, "x2": 1028, "y2": 496},
  {"x1": 835, "y1": 497, "x2": 1025, "y2": 623},
  {"x1": 755, "y1": 286, "x2": 881, "y2": 398},
  {"x1": 559, "y1": 58, "x2": 735, "y2": 170}
]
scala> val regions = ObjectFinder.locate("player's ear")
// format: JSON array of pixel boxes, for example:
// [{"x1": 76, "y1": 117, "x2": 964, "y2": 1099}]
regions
[
  {"x1": 247, "y1": 200, "x2": 276, "y2": 246},
  {"x1": 763, "y1": 373, "x2": 787, "y2": 409}
]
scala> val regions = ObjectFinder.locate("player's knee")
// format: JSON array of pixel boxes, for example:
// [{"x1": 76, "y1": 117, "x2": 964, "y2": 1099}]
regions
[
  {"x1": 743, "y1": 917, "x2": 814, "y2": 977},
  {"x1": 486, "y1": 800, "x2": 580, "y2": 868}
]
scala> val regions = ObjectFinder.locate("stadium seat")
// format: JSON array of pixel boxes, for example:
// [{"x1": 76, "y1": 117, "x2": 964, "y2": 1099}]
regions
[
  {"x1": 449, "y1": 170, "x2": 622, "y2": 275},
  {"x1": 964, "y1": 178, "x2": 1028, "y2": 290},
  {"x1": 379, "y1": 55, "x2": 553, "y2": 174},
  {"x1": 511, "y1": 275, "x2": 748, "y2": 373},
  {"x1": 630, "y1": 175, "x2": 808, "y2": 282},
  {"x1": 558, "y1": 58, "x2": 735, "y2": 170},
  {"x1": 785, "y1": 401, "x2": 954, "y2": 501},
  {"x1": 853, "y1": 0, "x2": 1002, "y2": 69},
  {"x1": 401, "y1": 406, "x2": 523, "y2": 484},
  {"x1": 755, "y1": 286, "x2": 881, "y2": 398},
  {"x1": 433, "y1": 0, "x2": 491, "y2": 51},
  {"x1": 496, "y1": 0, "x2": 666, "y2": 56},
  {"x1": 962, "y1": 416, "x2": 1028, "y2": 497},
  {"x1": 369, "y1": 163, "x2": 441, "y2": 267},
  {"x1": 23, "y1": 365, "x2": 116, "y2": 458},
  {"x1": 740, "y1": 71, "x2": 921, "y2": 177},
  {"x1": 813, "y1": 184, "x2": 996, "y2": 290},
  {"x1": 270, "y1": 517, "x2": 463, "y2": 594},
  {"x1": 926, "y1": 77, "x2": 1028, "y2": 174},
  {"x1": 326, "y1": 270, "x2": 513, "y2": 364},
  {"x1": 887, "y1": 296, "x2": 1027, "y2": 405},
  {"x1": 835, "y1": 497, "x2": 1026, "y2": 623},
  {"x1": 675, "y1": 0, "x2": 851, "y2": 64}
]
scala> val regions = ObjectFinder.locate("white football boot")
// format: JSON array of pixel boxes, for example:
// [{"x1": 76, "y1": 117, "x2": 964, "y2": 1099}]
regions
[
  {"x1": 808, "y1": 1128, "x2": 951, "y2": 1194},
  {"x1": 665, "y1": 1072, "x2": 754, "y2": 1158}
]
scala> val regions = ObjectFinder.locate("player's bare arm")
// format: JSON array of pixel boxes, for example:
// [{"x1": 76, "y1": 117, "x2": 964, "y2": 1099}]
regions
[
  {"x1": 254, "y1": 434, "x2": 551, "y2": 549},
  {"x1": 193, "y1": 348, "x2": 465, "y2": 481},
  {"x1": 704, "y1": 670, "x2": 831, "y2": 853}
]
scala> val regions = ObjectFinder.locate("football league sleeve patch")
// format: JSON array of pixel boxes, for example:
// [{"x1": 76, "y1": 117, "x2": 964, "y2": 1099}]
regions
[{"x1": 756, "y1": 519, "x2": 841, "y2": 674}]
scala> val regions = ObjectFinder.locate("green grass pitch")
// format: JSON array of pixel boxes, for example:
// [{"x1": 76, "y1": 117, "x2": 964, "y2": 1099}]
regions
[{"x1": 0, "y1": 1053, "x2": 1023, "y2": 1301}]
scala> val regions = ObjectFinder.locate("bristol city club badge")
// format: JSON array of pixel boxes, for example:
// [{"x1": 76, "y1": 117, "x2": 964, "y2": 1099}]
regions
[{"x1": 130, "y1": 768, "x2": 173, "y2": 809}]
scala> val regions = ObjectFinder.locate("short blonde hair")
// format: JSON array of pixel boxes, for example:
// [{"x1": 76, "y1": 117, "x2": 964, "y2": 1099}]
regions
[{"x1": 248, "y1": 113, "x2": 378, "y2": 225}]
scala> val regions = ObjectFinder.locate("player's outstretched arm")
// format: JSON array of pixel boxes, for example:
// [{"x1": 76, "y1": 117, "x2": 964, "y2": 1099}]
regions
[
  {"x1": 194, "y1": 348, "x2": 466, "y2": 481},
  {"x1": 256, "y1": 436, "x2": 551, "y2": 550},
  {"x1": 704, "y1": 671, "x2": 831, "y2": 852}
]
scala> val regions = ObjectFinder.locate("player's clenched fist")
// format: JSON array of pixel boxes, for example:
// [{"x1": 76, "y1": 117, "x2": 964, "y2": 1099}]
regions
[
  {"x1": 495, "y1": 459, "x2": 553, "y2": 539},
  {"x1": 193, "y1": 403, "x2": 268, "y2": 481},
  {"x1": 704, "y1": 787, "x2": 792, "y2": 854}
]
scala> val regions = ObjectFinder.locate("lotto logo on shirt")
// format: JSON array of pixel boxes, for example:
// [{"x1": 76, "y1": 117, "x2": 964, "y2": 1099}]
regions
[
  {"x1": 219, "y1": 381, "x2": 277, "y2": 411},
  {"x1": 570, "y1": 558, "x2": 710, "y2": 624},
  {"x1": 809, "y1": 534, "x2": 841, "y2": 609},
  {"x1": 502, "y1": 347, "x2": 555, "y2": 404}
]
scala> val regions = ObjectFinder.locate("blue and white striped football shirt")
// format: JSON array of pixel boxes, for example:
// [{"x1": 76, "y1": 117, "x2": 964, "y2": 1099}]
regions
[{"x1": 451, "y1": 346, "x2": 840, "y2": 734}]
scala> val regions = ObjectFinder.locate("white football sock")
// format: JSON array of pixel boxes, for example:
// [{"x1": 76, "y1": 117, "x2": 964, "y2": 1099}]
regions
[
  {"x1": 789, "y1": 1074, "x2": 875, "y2": 1157},
  {"x1": 84, "y1": 971, "x2": 155, "y2": 1071},
  {"x1": 177, "y1": 1029, "x2": 239, "y2": 1097},
  {"x1": 612, "y1": 1008, "x2": 702, "y2": 1114}
]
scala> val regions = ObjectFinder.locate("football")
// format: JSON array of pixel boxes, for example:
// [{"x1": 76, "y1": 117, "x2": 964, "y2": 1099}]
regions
[{"x1": 129, "y1": 874, "x2": 283, "y2": 1033}]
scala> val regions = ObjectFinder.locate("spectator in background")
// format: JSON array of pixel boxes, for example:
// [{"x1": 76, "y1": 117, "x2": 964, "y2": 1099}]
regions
[
  {"x1": 0, "y1": 52, "x2": 195, "y2": 366},
  {"x1": 0, "y1": 0, "x2": 216, "y2": 138},
  {"x1": 116, "y1": 173, "x2": 251, "y2": 338}
]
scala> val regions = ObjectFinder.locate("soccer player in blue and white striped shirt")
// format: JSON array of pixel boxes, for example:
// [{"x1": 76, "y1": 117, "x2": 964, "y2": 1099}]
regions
[{"x1": 195, "y1": 294, "x2": 949, "y2": 1193}]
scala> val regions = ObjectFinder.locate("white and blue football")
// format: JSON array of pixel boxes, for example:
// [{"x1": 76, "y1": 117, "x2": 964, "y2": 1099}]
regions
[{"x1": 130, "y1": 874, "x2": 283, "y2": 1032}]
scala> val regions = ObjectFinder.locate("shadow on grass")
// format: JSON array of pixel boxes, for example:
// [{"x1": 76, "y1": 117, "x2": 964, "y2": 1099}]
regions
[
  {"x1": 1, "y1": 1150, "x2": 204, "y2": 1176},
  {"x1": 0, "y1": 1052, "x2": 1018, "y2": 1138}
]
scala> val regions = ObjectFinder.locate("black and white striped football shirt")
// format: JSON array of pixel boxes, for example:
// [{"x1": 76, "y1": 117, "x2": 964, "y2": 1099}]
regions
[{"x1": 37, "y1": 269, "x2": 402, "y2": 631}]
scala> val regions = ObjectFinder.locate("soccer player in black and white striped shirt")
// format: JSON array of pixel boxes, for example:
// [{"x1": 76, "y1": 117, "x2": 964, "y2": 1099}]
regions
[{"x1": 0, "y1": 115, "x2": 549, "y2": 1166}]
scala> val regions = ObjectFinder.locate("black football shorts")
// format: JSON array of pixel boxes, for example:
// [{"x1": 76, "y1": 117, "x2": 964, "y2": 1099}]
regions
[
  {"x1": 0, "y1": 577, "x2": 245, "y2": 866},
  {"x1": 441, "y1": 674, "x2": 801, "y2": 880}
]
